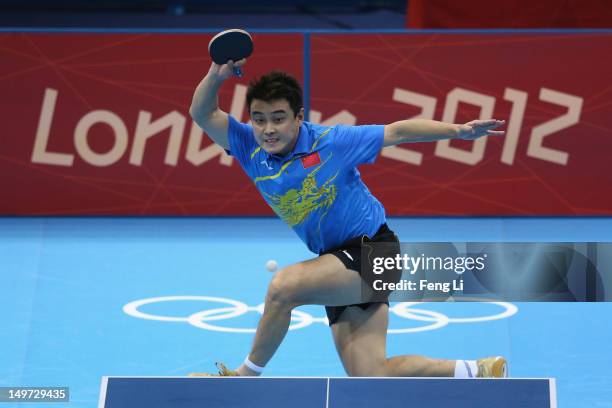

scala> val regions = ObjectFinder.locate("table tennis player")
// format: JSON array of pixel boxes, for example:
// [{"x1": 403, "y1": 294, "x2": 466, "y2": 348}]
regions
[{"x1": 189, "y1": 30, "x2": 507, "y2": 378}]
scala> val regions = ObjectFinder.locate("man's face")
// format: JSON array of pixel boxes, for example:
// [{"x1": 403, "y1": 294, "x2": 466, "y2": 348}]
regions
[{"x1": 249, "y1": 98, "x2": 304, "y2": 156}]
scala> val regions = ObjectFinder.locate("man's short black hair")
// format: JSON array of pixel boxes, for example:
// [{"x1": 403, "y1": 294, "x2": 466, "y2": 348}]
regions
[{"x1": 246, "y1": 71, "x2": 303, "y2": 117}]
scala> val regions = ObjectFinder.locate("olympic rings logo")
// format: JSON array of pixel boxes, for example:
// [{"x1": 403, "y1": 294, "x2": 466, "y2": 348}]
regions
[{"x1": 122, "y1": 296, "x2": 518, "y2": 334}]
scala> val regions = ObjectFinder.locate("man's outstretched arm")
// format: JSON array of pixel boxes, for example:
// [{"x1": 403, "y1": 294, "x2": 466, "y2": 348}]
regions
[
  {"x1": 383, "y1": 119, "x2": 505, "y2": 147},
  {"x1": 189, "y1": 59, "x2": 246, "y2": 150}
]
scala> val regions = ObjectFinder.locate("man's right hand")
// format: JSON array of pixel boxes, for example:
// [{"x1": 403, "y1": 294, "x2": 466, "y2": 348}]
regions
[{"x1": 208, "y1": 58, "x2": 248, "y2": 82}]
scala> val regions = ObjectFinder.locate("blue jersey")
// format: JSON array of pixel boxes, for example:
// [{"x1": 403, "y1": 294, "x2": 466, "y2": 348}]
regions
[{"x1": 227, "y1": 116, "x2": 387, "y2": 254}]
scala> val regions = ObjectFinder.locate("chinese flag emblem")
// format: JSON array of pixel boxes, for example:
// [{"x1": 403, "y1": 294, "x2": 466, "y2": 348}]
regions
[{"x1": 301, "y1": 152, "x2": 321, "y2": 169}]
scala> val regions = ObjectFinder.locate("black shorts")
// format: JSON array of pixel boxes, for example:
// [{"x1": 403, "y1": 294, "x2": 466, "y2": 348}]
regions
[{"x1": 320, "y1": 223, "x2": 401, "y2": 325}]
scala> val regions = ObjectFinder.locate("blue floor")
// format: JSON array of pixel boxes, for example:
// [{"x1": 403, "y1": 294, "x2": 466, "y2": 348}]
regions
[{"x1": 2, "y1": 217, "x2": 612, "y2": 408}]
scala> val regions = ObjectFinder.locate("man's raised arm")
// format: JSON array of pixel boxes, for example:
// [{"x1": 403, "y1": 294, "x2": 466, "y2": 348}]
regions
[{"x1": 189, "y1": 59, "x2": 246, "y2": 150}]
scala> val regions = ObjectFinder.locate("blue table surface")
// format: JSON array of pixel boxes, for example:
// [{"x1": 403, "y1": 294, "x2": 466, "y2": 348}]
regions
[{"x1": 101, "y1": 377, "x2": 555, "y2": 408}]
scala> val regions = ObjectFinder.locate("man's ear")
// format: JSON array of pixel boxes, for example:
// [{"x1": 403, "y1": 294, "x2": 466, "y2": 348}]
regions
[{"x1": 296, "y1": 107, "x2": 305, "y2": 123}]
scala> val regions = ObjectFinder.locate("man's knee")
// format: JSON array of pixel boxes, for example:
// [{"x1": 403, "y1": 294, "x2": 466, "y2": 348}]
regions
[
  {"x1": 265, "y1": 265, "x2": 302, "y2": 308},
  {"x1": 346, "y1": 360, "x2": 388, "y2": 377}
]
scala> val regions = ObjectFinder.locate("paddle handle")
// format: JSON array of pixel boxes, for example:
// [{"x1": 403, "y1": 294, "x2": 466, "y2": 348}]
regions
[{"x1": 233, "y1": 66, "x2": 243, "y2": 78}]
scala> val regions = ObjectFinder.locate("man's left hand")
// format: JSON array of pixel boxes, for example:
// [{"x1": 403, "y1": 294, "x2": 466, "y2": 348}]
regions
[{"x1": 457, "y1": 119, "x2": 505, "y2": 140}]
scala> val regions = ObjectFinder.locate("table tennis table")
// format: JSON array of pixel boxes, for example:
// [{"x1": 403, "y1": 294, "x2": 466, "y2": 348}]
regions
[{"x1": 99, "y1": 376, "x2": 557, "y2": 408}]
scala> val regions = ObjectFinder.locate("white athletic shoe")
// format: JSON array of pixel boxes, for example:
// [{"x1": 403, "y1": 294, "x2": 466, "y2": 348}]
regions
[
  {"x1": 188, "y1": 362, "x2": 239, "y2": 377},
  {"x1": 477, "y1": 356, "x2": 508, "y2": 378}
]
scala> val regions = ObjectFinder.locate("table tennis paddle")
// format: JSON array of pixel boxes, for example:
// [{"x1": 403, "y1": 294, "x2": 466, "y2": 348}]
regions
[{"x1": 208, "y1": 29, "x2": 253, "y2": 78}]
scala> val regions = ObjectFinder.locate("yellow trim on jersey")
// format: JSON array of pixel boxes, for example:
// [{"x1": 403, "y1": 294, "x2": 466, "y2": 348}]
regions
[
  {"x1": 254, "y1": 158, "x2": 298, "y2": 183},
  {"x1": 250, "y1": 146, "x2": 262, "y2": 160},
  {"x1": 253, "y1": 127, "x2": 331, "y2": 184},
  {"x1": 310, "y1": 128, "x2": 331, "y2": 152}
]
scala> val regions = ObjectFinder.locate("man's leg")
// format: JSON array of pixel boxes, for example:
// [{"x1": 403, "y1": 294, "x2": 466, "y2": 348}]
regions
[
  {"x1": 237, "y1": 254, "x2": 368, "y2": 375},
  {"x1": 331, "y1": 303, "x2": 456, "y2": 377}
]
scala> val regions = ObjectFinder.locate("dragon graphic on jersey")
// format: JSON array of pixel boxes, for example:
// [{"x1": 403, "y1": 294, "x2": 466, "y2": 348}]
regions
[{"x1": 264, "y1": 156, "x2": 338, "y2": 227}]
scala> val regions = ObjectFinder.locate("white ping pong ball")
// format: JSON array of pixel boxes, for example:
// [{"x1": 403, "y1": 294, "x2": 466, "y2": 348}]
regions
[{"x1": 266, "y1": 260, "x2": 278, "y2": 272}]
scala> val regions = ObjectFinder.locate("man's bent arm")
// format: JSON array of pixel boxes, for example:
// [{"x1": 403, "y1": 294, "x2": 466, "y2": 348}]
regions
[{"x1": 189, "y1": 61, "x2": 245, "y2": 150}]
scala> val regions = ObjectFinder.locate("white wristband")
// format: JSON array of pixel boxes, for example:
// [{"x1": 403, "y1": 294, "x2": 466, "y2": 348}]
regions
[{"x1": 243, "y1": 356, "x2": 264, "y2": 373}]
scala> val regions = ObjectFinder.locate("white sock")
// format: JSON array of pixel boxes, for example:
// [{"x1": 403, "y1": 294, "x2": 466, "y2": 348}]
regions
[
  {"x1": 237, "y1": 356, "x2": 264, "y2": 376},
  {"x1": 454, "y1": 360, "x2": 478, "y2": 378}
]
